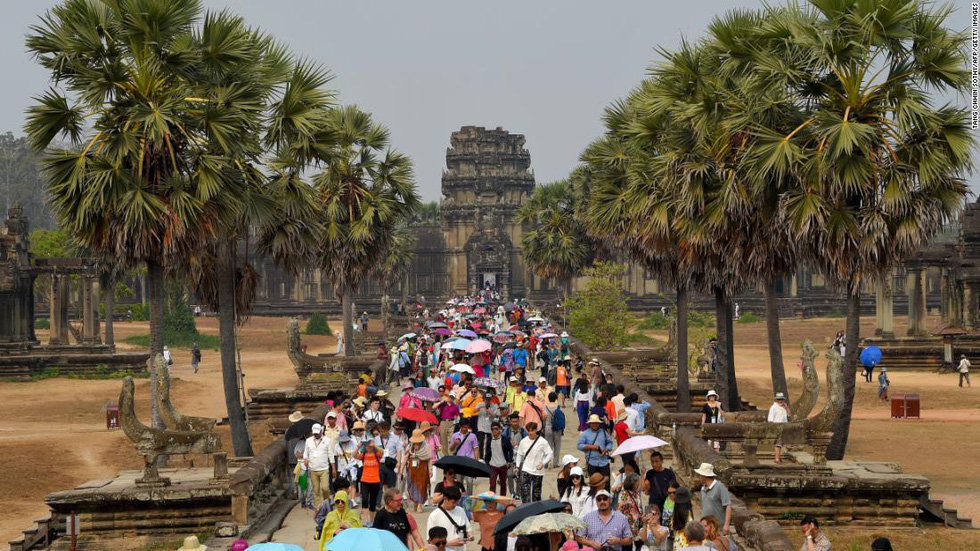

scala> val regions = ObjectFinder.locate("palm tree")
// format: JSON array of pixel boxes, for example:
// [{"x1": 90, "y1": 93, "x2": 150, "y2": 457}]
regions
[
  {"x1": 743, "y1": 0, "x2": 973, "y2": 458},
  {"x1": 515, "y1": 178, "x2": 593, "y2": 307},
  {"x1": 26, "y1": 0, "x2": 214, "y2": 430},
  {"x1": 314, "y1": 106, "x2": 420, "y2": 357}
]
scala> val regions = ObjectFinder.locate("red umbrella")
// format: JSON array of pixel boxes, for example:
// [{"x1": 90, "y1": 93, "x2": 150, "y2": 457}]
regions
[{"x1": 397, "y1": 406, "x2": 438, "y2": 424}]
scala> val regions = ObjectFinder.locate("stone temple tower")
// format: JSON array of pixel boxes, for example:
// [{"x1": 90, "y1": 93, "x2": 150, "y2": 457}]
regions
[{"x1": 441, "y1": 126, "x2": 535, "y2": 298}]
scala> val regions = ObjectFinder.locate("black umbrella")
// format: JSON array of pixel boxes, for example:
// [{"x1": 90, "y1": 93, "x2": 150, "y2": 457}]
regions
[
  {"x1": 433, "y1": 455, "x2": 492, "y2": 478},
  {"x1": 284, "y1": 418, "x2": 317, "y2": 441},
  {"x1": 503, "y1": 302, "x2": 515, "y2": 312},
  {"x1": 494, "y1": 500, "x2": 566, "y2": 535}
]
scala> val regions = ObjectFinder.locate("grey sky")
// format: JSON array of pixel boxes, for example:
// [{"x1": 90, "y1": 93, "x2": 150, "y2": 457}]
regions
[{"x1": 2, "y1": 0, "x2": 978, "y2": 201}]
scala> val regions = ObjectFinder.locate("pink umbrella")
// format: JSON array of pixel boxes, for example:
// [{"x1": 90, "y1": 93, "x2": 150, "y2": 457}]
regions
[
  {"x1": 434, "y1": 328, "x2": 452, "y2": 336},
  {"x1": 474, "y1": 307, "x2": 487, "y2": 314},
  {"x1": 612, "y1": 435, "x2": 669, "y2": 456},
  {"x1": 465, "y1": 339, "x2": 492, "y2": 354}
]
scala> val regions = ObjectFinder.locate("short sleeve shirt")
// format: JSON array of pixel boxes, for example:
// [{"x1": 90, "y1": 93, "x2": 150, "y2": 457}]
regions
[{"x1": 700, "y1": 480, "x2": 732, "y2": 525}]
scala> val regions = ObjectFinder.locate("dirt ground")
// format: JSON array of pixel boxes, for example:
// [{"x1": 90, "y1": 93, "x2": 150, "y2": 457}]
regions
[{"x1": 1, "y1": 313, "x2": 977, "y2": 547}]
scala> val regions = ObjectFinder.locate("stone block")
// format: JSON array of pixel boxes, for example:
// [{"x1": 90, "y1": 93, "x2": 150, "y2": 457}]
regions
[{"x1": 214, "y1": 521, "x2": 238, "y2": 537}]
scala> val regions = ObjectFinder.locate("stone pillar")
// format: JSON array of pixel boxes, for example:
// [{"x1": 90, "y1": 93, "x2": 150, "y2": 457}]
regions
[
  {"x1": 907, "y1": 268, "x2": 927, "y2": 336},
  {"x1": 875, "y1": 282, "x2": 884, "y2": 336},
  {"x1": 790, "y1": 273, "x2": 798, "y2": 298},
  {"x1": 940, "y1": 269, "x2": 949, "y2": 323},
  {"x1": 91, "y1": 279, "x2": 101, "y2": 344},
  {"x1": 50, "y1": 275, "x2": 70, "y2": 345},
  {"x1": 881, "y1": 273, "x2": 894, "y2": 338},
  {"x1": 81, "y1": 276, "x2": 101, "y2": 344}
]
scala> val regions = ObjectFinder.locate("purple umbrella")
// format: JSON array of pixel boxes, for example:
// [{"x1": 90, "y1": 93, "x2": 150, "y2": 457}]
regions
[
  {"x1": 457, "y1": 329, "x2": 478, "y2": 338},
  {"x1": 411, "y1": 387, "x2": 441, "y2": 402},
  {"x1": 612, "y1": 435, "x2": 669, "y2": 456},
  {"x1": 433, "y1": 328, "x2": 453, "y2": 336}
]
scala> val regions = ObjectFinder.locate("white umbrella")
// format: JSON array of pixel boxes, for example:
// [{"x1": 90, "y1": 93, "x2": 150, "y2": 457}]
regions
[
  {"x1": 512, "y1": 513, "x2": 586, "y2": 536},
  {"x1": 450, "y1": 363, "x2": 476, "y2": 374},
  {"x1": 612, "y1": 434, "x2": 669, "y2": 456},
  {"x1": 526, "y1": 316, "x2": 545, "y2": 323}
]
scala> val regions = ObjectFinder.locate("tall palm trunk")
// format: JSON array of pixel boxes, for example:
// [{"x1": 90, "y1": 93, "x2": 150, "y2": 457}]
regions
[
  {"x1": 146, "y1": 258, "x2": 165, "y2": 430},
  {"x1": 764, "y1": 280, "x2": 788, "y2": 399},
  {"x1": 402, "y1": 275, "x2": 409, "y2": 315},
  {"x1": 725, "y1": 297, "x2": 739, "y2": 412},
  {"x1": 713, "y1": 286, "x2": 732, "y2": 411},
  {"x1": 828, "y1": 284, "x2": 861, "y2": 460},
  {"x1": 342, "y1": 286, "x2": 355, "y2": 357},
  {"x1": 104, "y1": 282, "x2": 115, "y2": 346},
  {"x1": 217, "y1": 236, "x2": 254, "y2": 457},
  {"x1": 675, "y1": 284, "x2": 691, "y2": 412}
]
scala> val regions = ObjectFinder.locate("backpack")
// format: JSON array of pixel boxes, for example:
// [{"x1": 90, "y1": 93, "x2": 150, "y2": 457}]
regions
[{"x1": 551, "y1": 407, "x2": 565, "y2": 432}]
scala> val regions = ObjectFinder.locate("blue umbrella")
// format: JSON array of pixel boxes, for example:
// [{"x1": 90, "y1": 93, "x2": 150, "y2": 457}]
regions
[
  {"x1": 457, "y1": 329, "x2": 478, "y2": 338},
  {"x1": 248, "y1": 544, "x2": 305, "y2": 551},
  {"x1": 860, "y1": 345, "x2": 882, "y2": 367},
  {"x1": 324, "y1": 528, "x2": 408, "y2": 551},
  {"x1": 449, "y1": 338, "x2": 472, "y2": 350}
]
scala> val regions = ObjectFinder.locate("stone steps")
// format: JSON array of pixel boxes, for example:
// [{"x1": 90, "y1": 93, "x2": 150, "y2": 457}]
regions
[{"x1": 919, "y1": 494, "x2": 976, "y2": 529}]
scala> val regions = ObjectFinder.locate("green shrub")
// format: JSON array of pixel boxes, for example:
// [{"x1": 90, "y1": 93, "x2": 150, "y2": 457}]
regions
[
  {"x1": 737, "y1": 311, "x2": 761, "y2": 323},
  {"x1": 627, "y1": 332, "x2": 663, "y2": 346},
  {"x1": 305, "y1": 312, "x2": 333, "y2": 335},
  {"x1": 687, "y1": 310, "x2": 714, "y2": 328},
  {"x1": 34, "y1": 318, "x2": 50, "y2": 330},
  {"x1": 31, "y1": 366, "x2": 61, "y2": 381},
  {"x1": 568, "y1": 262, "x2": 630, "y2": 351},
  {"x1": 637, "y1": 312, "x2": 669, "y2": 330},
  {"x1": 126, "y1": 303, "x2": 149, "y2": 321},
  {"x1": 69, "y1": 365, "x2": 149, "y2": 380},
  {"x1": 826, "y1": 309, "x2": 845, "y2": 318}
]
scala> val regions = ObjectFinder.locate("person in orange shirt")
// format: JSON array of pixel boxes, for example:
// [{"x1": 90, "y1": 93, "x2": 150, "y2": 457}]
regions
[
  {"x1": 519, "y1": 394, "x2": 547, "y2": 431},
  {"x1": 555, "y1": 361, "x2": 570, "y2": 408},
  {"x1": 459, "y1": 380, "x2": 483, "y2": 429},
  {"x1": 357, "y1": 440, "x2": 384, "y2": 523},
  {"x1": 604, "y1": 391, "x2": 617, "y2": 430}
]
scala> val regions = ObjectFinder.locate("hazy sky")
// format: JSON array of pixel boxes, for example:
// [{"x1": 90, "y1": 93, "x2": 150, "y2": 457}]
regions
[{"x1": 2, "y1": 0, "x2": 978, "y2": 201}]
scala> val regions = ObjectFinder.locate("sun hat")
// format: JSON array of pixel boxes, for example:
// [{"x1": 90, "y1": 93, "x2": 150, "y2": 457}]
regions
[
  {"x1": 352, "y1": 421, "x2": 366, "y2": 431},
  {"x1": 538, "y1": 376, "x2": 547, "y2": 383},
  {"x1": 311, "y1": 423, "x2": 323, "y2": 434},
  {"x1": 673, "y1": 487, "x2": 693, "y2": 504},
  {"x1": 774, "y1": 392, "x2": 786, "y2": 400},
  {"x1": 287, "y1": 411, "x2": 303, "y2": 423},
  {"x1": 333, "y1": 490, "x2": 349, "y2": 503},
  {"x1": 706, "y1": 390, "x2": 719, "y2": 398},
  {"x1": 376, "y1": 390, "x2": 388, "y2": 397},
  {"x1": 595, "y1": 489, "x2": 611, "y2": 498},
  {"x1": 419, "y1": 421, "x2": 433, "y2": 432},
  {"x1": 693, "y1": 462, "x2": 717, "y2": 478},
  {"x1": 587, "y1": 414, "x2": 602, "y2": 424},
  {"x1": 588, "y1": 358, "x2": 599, "y2": 365},
  {"x1": 352, "y1": 396, "x2": 367, "y2": 407},
  {"x1": 326, "y1": 411, "x2": 337, "y2": 418},
  {"x1": 560, "y1": 331, "x2": 569, "y2": 338},
  {"x1": 569, "y1": 466, "x2": 584, "y2": 477},
  {"x1": 587, "y1": 472, "x2": 608, "y2": 488},
  {"x1": 561, "y1": 454, "x2": 580, "y2": 467},
  {"x1": 178, "y1": 536, "x2": 207, "y2": 551},
  {"x1": 409, "y1": 428, "x2": 425, "y2": 444}
]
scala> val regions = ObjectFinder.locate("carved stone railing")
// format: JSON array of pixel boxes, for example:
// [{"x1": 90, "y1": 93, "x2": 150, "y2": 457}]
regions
[{"x1": 153, "y1": 355, "x2": 218, "y2": 433}]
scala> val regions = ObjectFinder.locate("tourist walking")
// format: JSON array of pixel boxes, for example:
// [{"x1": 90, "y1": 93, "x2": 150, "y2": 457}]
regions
[
  {"x1": 191, "y1": 343, "x2": 201, "y2": 373},
  {"x1": 958, "y1": 354, "x2": 971, "y2": 387},
  {"x1": 799, "y1": 516, "x2": 831, "y2": 551},
  {"x1": 578, "y1": 414, "x2": 614, "y2": 487},
  {"x1": 560, "y1": 466, "x2": 589, "y2": 516},
  {"x1": 694, "y1": 463, "x2": 732, "y2": 536},
  {"x1": 406, "y1": 429, "x2": 431, "y2": 512},
  {"x1": 435, "y1": 394, "x2": 460, "y2": 454},
  {"x1": 616, "y1": 473, "x2": 644, "y2": 551},
  {"x1": 767, "y1": 392, "x2": 790, "y2": 464},
  {"x1": 575, "y1": 489, "x2": 633, "y2": 551},
  {"x1": 544, "y1": 392, "x2": 564, "y2": 467},
  {"x1": 356, "y1": 439, "x2": 384, "y2": 523},
  {"x1": 373, "y1": 488, "x2": 424, "y2": 549},
  {"x1": 483, "y1": 422, "x2": 513, "y2": 495},
  {"x1": 573, "y1": 377, "x2": 593, "y2": 431},
  {"x1": 701, "y1": 391, "x2": 725, "y2": 452},
  {"x1": 450, "y1": 422, "x2": 479, "y2": 495},
  {"x1": 642, "y1": 450, "x2": 677, "y2": 510},
  {"x1": 426, "y1": 486, "x2": 471, "y2": 551},
  {"x1": 503, "y1": 413, "x2": 526, "y2": 497},
  {"x1": 640, "y1": 505, "x2": 669, "y2": 551},
  {"x1": 162, "y1": 345, "x2": 173, "y2": 367},
  {"x1": 318, "y1": 490, "x2": 362, "y2": 548},
  {"x1": 515, "y1": 421, "x2": 553, "y2": 503},
  {"x1": 303, "y1": 423, "x2": 334, "y2": 509},
  {"x1": 878, "y1": 367, "x2": 890, "y2": 401}
]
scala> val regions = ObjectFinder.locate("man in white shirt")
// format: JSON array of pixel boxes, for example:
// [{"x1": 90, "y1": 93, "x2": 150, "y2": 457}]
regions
[
  {"x1": 767, "y1": 392, "x2": 791, "y2": 464},
  {"x1": 363, "y1": 397, "x2": 385, "y2": 424},
  {"x1": 426, "y1": 485, "x2": 471, "y2": 551},
  {"x1": 323, "y1": 411, "x2": 341, "y2": 445},
  {"x1": 375, "y1": 422, "x2": 404, "y2": 490},
  {"x1": 515, "y1": 421, "x2": 554, "y2": 503},
  {"x1": 958, "y1": 354, "x2": 971, "y2": 387},
  {"x1": 302, "y1": 423, "x2": 334, "y2": 508}
]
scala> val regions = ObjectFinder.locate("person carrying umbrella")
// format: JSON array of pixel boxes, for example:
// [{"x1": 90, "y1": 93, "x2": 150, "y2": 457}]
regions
[
  {"x1": 319, "y1": 490, "x2": 362, "y2": 549},
  {"x1": 515, "y1": 421, "x2": 554, "y2": 503},
  {"x1": 449, "y1": 423, "x2": 479, "y2": 495}
]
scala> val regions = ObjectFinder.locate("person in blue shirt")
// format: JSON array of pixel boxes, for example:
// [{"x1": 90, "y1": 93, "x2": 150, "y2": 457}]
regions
[
  {"x1": 627, "y1": 393, "x2": 651, "y2": 431},
  {"x1": 513, "y1": 344, "x2": 529, "y2": 370},
  {"x1": 577, "y1": 414, "x2": 614, "y2": 489}
]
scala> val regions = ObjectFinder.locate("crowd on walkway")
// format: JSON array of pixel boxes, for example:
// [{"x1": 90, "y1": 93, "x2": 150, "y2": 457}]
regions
[{"x1": 279, "y1": 292, "x2": 849, "y2": 551}]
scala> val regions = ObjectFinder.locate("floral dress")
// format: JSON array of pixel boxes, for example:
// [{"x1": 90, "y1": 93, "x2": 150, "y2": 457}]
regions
[{"x1": 618, "y1": 489, "x2": 644, "y2": 546}]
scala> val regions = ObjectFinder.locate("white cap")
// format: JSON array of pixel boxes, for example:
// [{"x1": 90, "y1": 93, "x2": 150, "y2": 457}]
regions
[
  {"x1": 569, "y1": 466, "x2": 584, "y2": 477},
  {"x1": 560, "y1": 331, "x2": 569, "y2": 337},
  {"x1": 539, "y1": 376, "x2": 547, "y2": 382},
  {"x1": 595, "y1": 489, "x2": 611, "y2": 498},
  {"x1": 326, "y1": 411, "x2": 337, "y2": 418},
  {"x1": 311, "y1": 423, "x2": 323, "y2": 433},
  {"x1": 561, "y1": 454, "x2": 579, "y2": 467}
]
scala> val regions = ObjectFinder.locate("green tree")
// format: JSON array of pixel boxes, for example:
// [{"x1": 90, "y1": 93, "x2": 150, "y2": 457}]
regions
[
  {"x1": 567, "y1": 261, "x2": 630, "y2": 351},
  {"x1": 314, "y1": 106, "x2": 420, "y2": 356},
  {"x1": 742, "y1": 0, "x2": 974, "y2": 458},
  {"x1": 515, "y1": 178, "x2": 593, "y2": 305}
]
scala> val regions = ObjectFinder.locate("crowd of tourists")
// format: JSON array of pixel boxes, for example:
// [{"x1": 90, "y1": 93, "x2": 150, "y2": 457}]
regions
[{"x1": 280, "y1": 292, "x2": 778, "y2": 551}]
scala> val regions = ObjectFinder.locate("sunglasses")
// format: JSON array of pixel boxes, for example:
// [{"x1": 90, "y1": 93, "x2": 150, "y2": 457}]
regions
[
  {"x1": 431, "y1": 542, "x2": 447, "y2": 548},
  {"x1": 668, "y1": 491, "x2": 677, "y2": 495},
  {"x1": 596, "y1": 496, "x2": 610, "y2": 502}
]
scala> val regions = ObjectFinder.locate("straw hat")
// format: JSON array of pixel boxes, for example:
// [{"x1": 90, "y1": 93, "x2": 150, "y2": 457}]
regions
[
  {"x1": 587, "y1": 472, "x2": 608, "y2": 488},
  {"x1": 287, "y1": 411, "x2": 303, "y2": 423},
  {"x1": 178, "y1": 536, "x2": 207, "y2": 551},
  {"x1": 352, "y1": 420, "x2": 366, "y2": 431},
  {"x1": 419, "y1": 421, "x2": 433, "y2": 433},
  {"x1": 587, "y1": 414, "x2": 602, "y2": 424},
  {"x1": 409, "y1": 428, "x2": 425, "y2": 444},
  {"x1": 352, "y1": 396, "x2": 367, "y2": 407},
  {"x1": 376, "y1": 390, "x2": 388, "y2": 397},
  {"x1": 693, "y1": 462, "x2": 717, "y2": 478}
]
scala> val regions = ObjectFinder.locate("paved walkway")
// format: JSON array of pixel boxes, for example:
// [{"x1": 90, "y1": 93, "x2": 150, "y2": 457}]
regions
[{"x1": 269, "y1": 383, "x2": 667, "y2": 550}]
